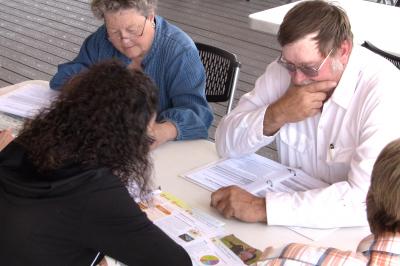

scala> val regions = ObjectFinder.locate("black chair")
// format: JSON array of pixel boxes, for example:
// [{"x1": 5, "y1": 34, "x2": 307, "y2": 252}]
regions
[
  {"x1": 361, "y1": 41, "x2": 400, "y2": 69},
  {"x1": 195, "y1": 42, "x2": 241, "y2": 114},
  {"x1": 395, "y1": 0, "x2": 400, "y2": 7}
]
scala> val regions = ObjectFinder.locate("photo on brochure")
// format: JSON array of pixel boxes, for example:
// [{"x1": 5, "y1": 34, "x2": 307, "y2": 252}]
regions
[{"x1": 220, "y1": 234, "x2": 262, "y2": 265}]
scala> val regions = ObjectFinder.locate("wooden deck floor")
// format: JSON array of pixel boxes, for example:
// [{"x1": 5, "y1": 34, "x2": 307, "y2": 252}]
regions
[{"x1": 0, "y1": 0, "x2": 286, "y2": 159}]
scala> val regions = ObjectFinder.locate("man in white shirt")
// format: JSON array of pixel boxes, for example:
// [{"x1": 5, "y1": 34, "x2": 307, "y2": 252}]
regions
[{"x1": 212, "y1": 0, "x2": 400, "y2": 228}]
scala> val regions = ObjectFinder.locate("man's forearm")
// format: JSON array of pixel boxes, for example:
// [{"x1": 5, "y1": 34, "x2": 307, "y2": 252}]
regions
[{"x1": 263, "y1": 103, "x2": 286, "y2": 136}]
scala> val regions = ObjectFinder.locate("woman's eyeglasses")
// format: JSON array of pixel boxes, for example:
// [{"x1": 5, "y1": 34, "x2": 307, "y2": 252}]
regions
[
  {"x1": 278, "y1": 49, "x2": 333, "y2": 77},
  {"x1": 107, "y1": 16, "x2": 147, "y2": 41}
]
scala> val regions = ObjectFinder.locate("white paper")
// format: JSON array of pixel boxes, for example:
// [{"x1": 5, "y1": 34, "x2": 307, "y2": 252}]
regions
[
  {"x1": 183, "y1": 153, "x2": 328, "y2": 195},
  {"x1": 288, "y1": 226, "x2": 339, "y2": 241},
  {"x1": 183, "y1": 154, "x2": 336, "y2": 240},
  {"x1": 0, "y1": 84, "x2": 59, "y2": 118},
  {"x1": 139, "y1": 192, "x2": 245, "y2": 265}
]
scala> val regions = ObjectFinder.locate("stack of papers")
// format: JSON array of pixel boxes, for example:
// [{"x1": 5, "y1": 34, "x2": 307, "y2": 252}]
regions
[
  {"x1": 183, "y1": 153, "x2": 328, "y2": 197},
  {"x1": 0, "y1": 84, "x2": 59, "y2": 119},
  {"x1": 183, "y1": 154, "x2": 337, "y2": 241},
  {"x1": 139, "y1": 191, "x2": 248, "y2": 266}
]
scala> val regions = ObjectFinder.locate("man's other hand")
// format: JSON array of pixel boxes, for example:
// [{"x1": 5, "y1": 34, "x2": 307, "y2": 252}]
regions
[{"x1": 210, "y1": 186, "x2": 267, "y2": 223}]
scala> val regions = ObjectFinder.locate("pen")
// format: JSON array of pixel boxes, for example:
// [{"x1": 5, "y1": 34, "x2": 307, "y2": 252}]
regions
[
  {"x1": 287, "y1": 168, "x2": 297, "y2": 176},
  {"x1": 329, "y1": 143, "x2": 335, "y2": 160}
]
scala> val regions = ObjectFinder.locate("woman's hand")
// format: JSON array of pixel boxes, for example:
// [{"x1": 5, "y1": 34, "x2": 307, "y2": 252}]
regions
[
  {"x1": 148, "y1": 121, "x2": 177, "y2": 150},
  {"x1": 0, "y1": 129, "x2": 14, "y2": 151}
]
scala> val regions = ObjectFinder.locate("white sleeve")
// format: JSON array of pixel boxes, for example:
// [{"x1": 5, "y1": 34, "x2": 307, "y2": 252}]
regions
[
  {"x1": 215, "y1": 62, "x2": 289, "y2": 158},
  {"x1": 266, "y1": 67, "x2": 400, "y2": 228}
]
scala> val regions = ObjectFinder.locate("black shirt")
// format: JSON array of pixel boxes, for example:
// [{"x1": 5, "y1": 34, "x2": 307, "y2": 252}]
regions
[{"x1": 0, "y1": 142, "x2": 192, "y2": 265}]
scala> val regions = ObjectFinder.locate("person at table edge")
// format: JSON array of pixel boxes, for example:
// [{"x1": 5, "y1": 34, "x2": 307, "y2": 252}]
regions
[
  {"x1": 256, "y1": 139, "x2": 400, "y2": 265},
  {"x1": 49, "y1": 0, "x2": 213, "y2": 148},
  {"x1": 0, "y1": 61, "x2": 191, "y2": 265},
  {"x1": 212, "y1": 0, "x2": 400, "y2": 228}
]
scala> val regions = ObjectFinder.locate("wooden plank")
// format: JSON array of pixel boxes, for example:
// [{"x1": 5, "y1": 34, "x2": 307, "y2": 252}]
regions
[
  {"x1": 0, "y1": 36, "x2": 65, "y2": 66},
  {"x1": 0, "y1": 67, "x2": 29, "y2": 84},
  {"x1": 0, "y1": 45, "x2": 56, "y2": 75},
  {"x1": 159, "y1": 0, "x2": 259, "y2": 27},
  {"x1": 53, "y1": 0, "x2": 91, "y2": 10},
  {"x1": 0, "y1": 6, "x2": 87, "y2": 45},
  {"x1": 32, "y1": 0, "x2": 95, "y2": 18},
  {"x1": 0, "y1": 14, "x2": 81, "y2": 53},
  {"x1": 0, "y1": 27, "x2": 76, "y2": 61},
  {"x1": 0, "y1": 79, "x2": 11, "y2": 88},
  {"x1": 0, "y1": 55, "x2": 52, "y2": 81},
  {"x1": 157, "y1": 6, "x2": 277, "y2": 48},
  {"x1": 0, "y1": 2, "x2": 95, "y2": 38},
  {"x1": 3, "y1": 0, "x2": 99, "y2": 31},
  {"x1": 159, "y1": 0, "x2": 278, "y2": 21}
]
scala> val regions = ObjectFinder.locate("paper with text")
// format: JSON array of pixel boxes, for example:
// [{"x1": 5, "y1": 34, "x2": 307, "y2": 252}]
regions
[
  {"x1": 0, "y1": 84, "x2": 59, "y2": 119},
  {"x1": 183, "y1": 154, "x2": 334, "y2": 240},
  {"x1": 183, "y1": 153, "x2": 328, "y2": 196},
  {"x1": 139, "y1": 191, "x2": 246, "y2": 266}
]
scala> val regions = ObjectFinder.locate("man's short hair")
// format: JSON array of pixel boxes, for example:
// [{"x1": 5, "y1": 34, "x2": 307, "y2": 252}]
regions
[
  {"x1": 367, "y1": 139, "x2": 400, "y2": 236},
  {"x1": 277, "y1": 0, "x2": 353, "y2": 56}
]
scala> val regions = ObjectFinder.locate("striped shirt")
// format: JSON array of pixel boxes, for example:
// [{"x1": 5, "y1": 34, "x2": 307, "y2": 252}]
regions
[{"x1": 257, "y1": 233, "x2": 400, "y2": 266}]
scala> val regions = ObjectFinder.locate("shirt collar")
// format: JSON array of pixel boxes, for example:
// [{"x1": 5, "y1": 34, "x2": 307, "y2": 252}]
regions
[
  {"x1": 369, "y1": 232, "x2": 400, "y2": 255},
  {"x1": 330, "y1": 46, "x2": 362, "y2": 110}
]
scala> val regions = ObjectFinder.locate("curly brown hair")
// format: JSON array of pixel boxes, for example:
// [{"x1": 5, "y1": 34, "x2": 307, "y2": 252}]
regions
[{"x1": 16, "y1": 60, "x2": 158, "y2": 196}]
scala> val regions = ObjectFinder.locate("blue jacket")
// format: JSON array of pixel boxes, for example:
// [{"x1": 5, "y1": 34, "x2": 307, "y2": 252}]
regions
[{"x1": 50, "y1": 16, "x2": 213, "y2": 140}]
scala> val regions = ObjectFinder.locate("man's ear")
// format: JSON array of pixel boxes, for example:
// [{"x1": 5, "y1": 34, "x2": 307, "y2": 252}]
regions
[{"x1": 337, "y1": 39, "x2": 352, "y2": 65}]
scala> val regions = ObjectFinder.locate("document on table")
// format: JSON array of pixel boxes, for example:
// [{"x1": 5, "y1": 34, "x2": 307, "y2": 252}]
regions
[
  {"x1": 138, "y1": 191, "x2": 246, "y2": 266},
  {"x1": 183, "y1": 154, "x2": 337, "y2": 241},
  {"x1": 183, "y1": 153, "x2": 328, "y2": 197},
  {"x1": 288, "y1": 226, "x2": 338, "y2": 241},
  {"x1": 0, "y1": 84, "x2": 59, "y2": 119}
]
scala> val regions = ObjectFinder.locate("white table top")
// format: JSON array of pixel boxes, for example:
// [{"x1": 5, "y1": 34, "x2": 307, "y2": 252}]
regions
[
  {"x1": 152, "y1": 139, "x2": 370, "y2": 251},
  {"x1": 0, "y1": 81, "x2": 370, "y2": 252},
  {"x1": 249, "y1": 0, "x2": 400, "y2": 57}
]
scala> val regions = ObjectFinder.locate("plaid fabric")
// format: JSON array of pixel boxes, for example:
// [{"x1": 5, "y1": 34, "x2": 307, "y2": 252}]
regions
[
  {"x1": 257, "y1": 233, "x2": 400, "y2": 266},
  {"x1": 364, "y1": 233, "x2": 400, "y2": 266}
]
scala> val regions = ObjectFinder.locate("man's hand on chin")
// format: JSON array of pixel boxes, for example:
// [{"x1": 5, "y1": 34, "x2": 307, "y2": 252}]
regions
[{"x1": 210, "y1": 185, "x2": 267, "y2": 223}]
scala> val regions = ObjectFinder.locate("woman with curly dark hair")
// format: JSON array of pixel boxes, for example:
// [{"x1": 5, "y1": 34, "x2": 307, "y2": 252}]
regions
[{"x1": 0, "y1": 61, "x2": 191, "y2": 265}]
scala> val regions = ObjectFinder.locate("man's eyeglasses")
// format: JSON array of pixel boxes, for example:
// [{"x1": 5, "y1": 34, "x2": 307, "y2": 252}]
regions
[
  {"x1": 278, "y1": 49, "x2": 333, "y2": 77},
  {"x1": 107, "y1": 16, "x2": 147, "y2": 41}
]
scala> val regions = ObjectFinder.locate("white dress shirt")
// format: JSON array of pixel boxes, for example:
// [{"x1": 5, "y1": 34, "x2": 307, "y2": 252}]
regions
[{"x1": 215, "y1": 46, "x2": 400, "y2": 228}]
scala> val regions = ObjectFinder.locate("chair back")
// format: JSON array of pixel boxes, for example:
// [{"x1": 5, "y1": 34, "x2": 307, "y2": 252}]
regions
[
  {"x1": 361, "y1": 41, "x2": 400, "y2": 69},
  {"x1": 195, "y1": 42, "x2": 241, "y2": 114}
]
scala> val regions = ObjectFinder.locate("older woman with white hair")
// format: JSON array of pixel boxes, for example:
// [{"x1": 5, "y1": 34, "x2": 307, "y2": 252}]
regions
[{"x1": 50, "y1": 0, "x2": 213, "y2": 149}]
